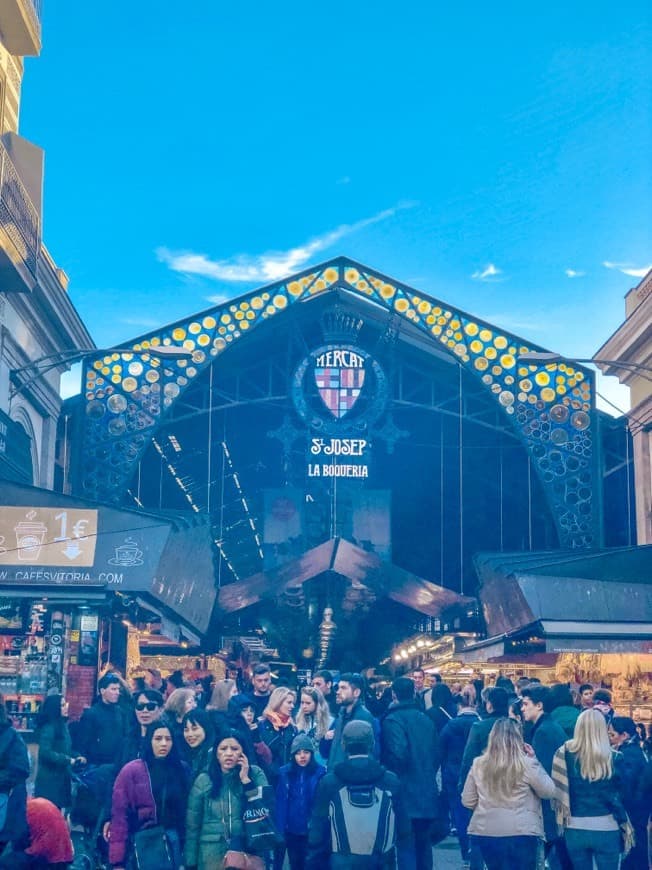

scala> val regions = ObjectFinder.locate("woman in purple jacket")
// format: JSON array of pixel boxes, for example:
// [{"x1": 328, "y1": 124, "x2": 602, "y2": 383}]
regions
[{"x1": 109, "y1": 721, "x2": 191, "y2": 869}]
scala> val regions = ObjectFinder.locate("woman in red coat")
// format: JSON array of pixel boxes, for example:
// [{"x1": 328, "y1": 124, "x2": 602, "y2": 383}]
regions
[{"x1": 0, "y1": 796, "x2": 73, "y2": 869}]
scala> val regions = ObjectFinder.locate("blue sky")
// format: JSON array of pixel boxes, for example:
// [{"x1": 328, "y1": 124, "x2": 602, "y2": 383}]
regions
[{"x1": 21, "y1": 2, "x2": 651, "y2": 410}]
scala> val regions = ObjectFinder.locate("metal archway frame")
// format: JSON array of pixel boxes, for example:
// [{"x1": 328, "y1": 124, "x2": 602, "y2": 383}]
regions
[{"x1": 78, "y1": 256, "x2": 599, "y2": 548}]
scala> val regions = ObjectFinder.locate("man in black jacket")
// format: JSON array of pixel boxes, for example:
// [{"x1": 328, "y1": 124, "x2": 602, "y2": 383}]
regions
[
  {"x1": 307, "y1": 720, "x2": 410, "y2": 869},
  {"x1": 521, "y1": 685, "x2": 569, "y2": 870},
  {"x1": 381, "y1": 677, "x2": 440, "y2": 870},
  {"x1": 75, "y1": 672, "x2": 127, "y2": 767},
  {"x1": 327, "y1": 673, "x2": 377, "y2": 771}
]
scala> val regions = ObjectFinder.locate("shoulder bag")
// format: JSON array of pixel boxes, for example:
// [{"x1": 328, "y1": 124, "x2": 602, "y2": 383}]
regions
[
  {"x1": 131, "y1": 776, "x2": 174, "y2": 870},
  {"x1": 132, "y1": 824, "x2": 174, "y2": 870}
]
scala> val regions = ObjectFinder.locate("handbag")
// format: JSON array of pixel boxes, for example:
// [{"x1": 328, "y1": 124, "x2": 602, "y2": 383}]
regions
[
  {"x1": 223, "y1": 850, "x2": 265, "y2": 870},
  {"x1": 242, "y1": 786, "x2": 278, "y2": 853},
  {"x1": 132, "y1": 825, "x2": 174, "y2": 870}
]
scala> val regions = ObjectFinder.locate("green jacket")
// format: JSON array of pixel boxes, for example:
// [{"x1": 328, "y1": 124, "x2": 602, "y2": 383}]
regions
[
  {"x1": 550, "y1": 705, "x2": 580, "y2": 739},
  {"x1": 34, "y1": 722, "x2": 72, "y2": 809},
  {"x1": 184, "y1": 765, "x2": 267, "y2": 869}
]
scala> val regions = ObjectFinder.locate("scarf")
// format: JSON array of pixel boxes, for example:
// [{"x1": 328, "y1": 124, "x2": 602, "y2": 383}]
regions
[
  {"x1": 551, "y1": 743, "x2": 570, "y2": 833},
  {"x1": 264, "y1": 710, "x2": 290, "y2": 731}
]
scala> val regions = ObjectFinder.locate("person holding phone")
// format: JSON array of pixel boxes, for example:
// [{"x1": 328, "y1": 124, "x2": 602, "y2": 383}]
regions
[{"x1": 185, "y1": 729, "x2": 269, "y2": 869}]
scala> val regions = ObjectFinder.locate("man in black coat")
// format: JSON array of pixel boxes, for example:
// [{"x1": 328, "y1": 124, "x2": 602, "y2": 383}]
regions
[
  {"x1": 75, "y1": 672, "x2": 127, "y2": 767},
  {"x1": 307, "y1": 720, "x2": 411, "y2": 869},
  {"x1": 381, "y1": 677, "x2": 441, "y2": 870},
  {"x1": 610, "y1": 716, "x2": 649, "y2": 870},
  {"x1": 327, "y1": 673, "x2": 377, "y2": 771},
  {"x1": 521, "y1": 685, "x2": 570, "y2": 870}
]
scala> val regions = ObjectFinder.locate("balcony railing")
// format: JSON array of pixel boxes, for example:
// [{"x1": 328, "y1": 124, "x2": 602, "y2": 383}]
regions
[
  {"x1": 0, "y1": 139, "x2": 40, "y2": 277},
  {"x1": 27, "y1": 0, "x2": 43, "y2": 32}
]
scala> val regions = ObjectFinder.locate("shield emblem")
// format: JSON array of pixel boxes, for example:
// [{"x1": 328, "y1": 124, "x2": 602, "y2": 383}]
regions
[{"x1": 314, "y1": 362, "x2": 365, "y2": 418}]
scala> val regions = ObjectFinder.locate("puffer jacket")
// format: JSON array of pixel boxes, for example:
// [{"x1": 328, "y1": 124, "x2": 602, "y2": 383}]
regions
[
  {"x1": 184, "y1": 765, "x2": 268, "y2": 870},
  {"x1": 109, "y1": 759, "x2": 157, "y2": 865},
  {"x1": 462, "y1": 754, "x2": 556, "y2": 837},
  {"x1": 275, "y1": 759, "x2": 326, "y2": 835}
]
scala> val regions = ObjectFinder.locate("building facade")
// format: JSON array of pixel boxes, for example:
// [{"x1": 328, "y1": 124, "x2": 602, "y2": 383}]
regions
[
  {"x1": 0, "y1": 1, "x2": 93, "y2": 488},
  {"x1": 595, "y1": 268, "x2": 652, "y2": 543}
]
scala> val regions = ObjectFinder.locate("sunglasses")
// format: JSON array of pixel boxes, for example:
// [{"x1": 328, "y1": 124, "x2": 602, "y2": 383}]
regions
[{"x1": 135, "y1": 702, "x2": 159, "y2": 712}]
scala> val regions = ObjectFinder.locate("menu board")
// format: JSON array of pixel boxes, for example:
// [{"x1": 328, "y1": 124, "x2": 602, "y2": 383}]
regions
[{"x1": 0, "y1": 506, "x2": 98, "y2": 567}]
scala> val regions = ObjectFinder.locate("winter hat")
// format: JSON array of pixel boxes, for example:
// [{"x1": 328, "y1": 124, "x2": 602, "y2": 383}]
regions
[
  {"x1": 342, "y1": 720, "x2": 374, "y2": 753},
  {"x1": 291, "y1": 734, "x2": 314, "y2": 755}
]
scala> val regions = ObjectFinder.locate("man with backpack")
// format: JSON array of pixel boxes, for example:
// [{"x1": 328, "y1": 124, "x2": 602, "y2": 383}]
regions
[
  {"x1": 307, "y1": 720, "x2": 410, "y2": 868},
  {"x1": 381, "y1": 677, "x2": 441, "y2": 870}
]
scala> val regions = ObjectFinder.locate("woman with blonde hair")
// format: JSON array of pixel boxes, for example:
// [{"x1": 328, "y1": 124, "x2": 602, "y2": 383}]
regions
[
  {"x1": 551, "y1": 708, "x2": 627, "y2": 870},
  {"x1": 164, "y1": 687, "x2": 197, "y2": 747},
  {"x1": 462, "y1": 717, "x2": 555, "y2": 869},
  {"x1": 295, "y1": 685, "x2": 334, "y2": 764},
  {"x1": 258, "y1": 686, "x2": 298, "y2": 786},
  {"x1": 206, "y1": 678, "x2": 237, "y2": 713}
]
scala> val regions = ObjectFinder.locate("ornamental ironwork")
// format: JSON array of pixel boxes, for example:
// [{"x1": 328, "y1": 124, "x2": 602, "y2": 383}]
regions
[{"x1": 77, "y1": 257, "x2": 599, "y2": 548}]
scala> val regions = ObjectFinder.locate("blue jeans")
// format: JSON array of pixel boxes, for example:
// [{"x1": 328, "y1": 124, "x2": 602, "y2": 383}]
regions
[
  {"x1": 564, "y1": 828, "x2": 621, "y2": 870},
  {"x1": 470, "y1": 834, "x2": 539, "y2": 870}
]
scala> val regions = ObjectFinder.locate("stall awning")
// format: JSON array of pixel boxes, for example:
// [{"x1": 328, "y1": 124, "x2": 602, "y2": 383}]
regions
[
  {"x1": 474, "y1": 546, "x2": 652, "y2": 639},
  {"x1": 218, "y1": 536, "x2": 472, "y2": 617},
  {"x1": 0, "y1": 479, "x2": 217, "y2": 636}
]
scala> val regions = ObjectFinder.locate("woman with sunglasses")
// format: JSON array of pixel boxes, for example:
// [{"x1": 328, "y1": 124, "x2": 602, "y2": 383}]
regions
[{"x1": 121, "y1": 689, "x2": 164, "y2": 765}]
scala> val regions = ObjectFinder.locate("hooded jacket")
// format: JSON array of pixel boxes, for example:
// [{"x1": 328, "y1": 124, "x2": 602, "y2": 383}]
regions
[
  {"x1": 307, "y1": 755, "x2": 410, "y2": 869},
  {"x1": 275, "y1": 748, "x2": 326, "y2": 836}
]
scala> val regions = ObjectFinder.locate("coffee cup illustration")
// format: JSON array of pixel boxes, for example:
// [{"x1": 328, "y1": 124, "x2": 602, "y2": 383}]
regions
[
  {"x1": 109, "y1": 537, "x2": 143, "y2": 567},
  {"x1": 15, "y1": 520, "x2": 47, "y2": 561}
]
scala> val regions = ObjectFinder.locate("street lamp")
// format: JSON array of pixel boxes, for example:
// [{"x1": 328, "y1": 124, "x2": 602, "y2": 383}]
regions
[
  {"x1": 9, "y1": 345, "x2": 194, "y2": 400},
  {"x1": 517, "y1": 352, "x2": 652, "y2": 384}
]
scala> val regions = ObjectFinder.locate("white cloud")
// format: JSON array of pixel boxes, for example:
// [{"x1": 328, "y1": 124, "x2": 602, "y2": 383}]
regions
[
  {"x1": 471, "y1": 263, "x2": 503, "y2": 281},
  {"x1": 121, "y1": 316, "x2": 162, "y2": 329},
  {"x1": 603, "y1": 261, "x2": 652, "y2": 279},
  {"x1": 156, "y1": 203, "x2": 415, "y2": 284},
  {"x1": 565, "y1": 268, "x2": 586, "y2": 278}
]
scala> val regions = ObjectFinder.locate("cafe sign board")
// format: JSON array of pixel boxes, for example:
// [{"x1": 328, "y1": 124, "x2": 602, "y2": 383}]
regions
[{"x1": 0, "y1": 506, "x2": 98, "y2": 568}]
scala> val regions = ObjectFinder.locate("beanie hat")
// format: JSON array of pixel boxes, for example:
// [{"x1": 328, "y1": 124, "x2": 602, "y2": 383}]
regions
[
  {"x1": 342, "y1": 719, "x2": 374, "y2": 752},
  {"x1": 291, "y1": 734, "x2": 314, "y2": 755}
]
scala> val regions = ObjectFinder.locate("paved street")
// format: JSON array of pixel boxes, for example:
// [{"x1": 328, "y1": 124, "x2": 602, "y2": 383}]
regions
[{"x1": 433, "y1": 837, "x2": 464, "y2": 868}]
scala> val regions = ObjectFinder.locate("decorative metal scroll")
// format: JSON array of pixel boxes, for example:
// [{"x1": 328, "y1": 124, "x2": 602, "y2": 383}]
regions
[{"x1": 78, "y1": 257, "x2": 598, "y2": 548}]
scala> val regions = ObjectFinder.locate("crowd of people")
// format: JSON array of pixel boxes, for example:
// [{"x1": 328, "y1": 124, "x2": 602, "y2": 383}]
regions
[{"x1": 0, "y1": 663, "x2": 650, "y2": 869}]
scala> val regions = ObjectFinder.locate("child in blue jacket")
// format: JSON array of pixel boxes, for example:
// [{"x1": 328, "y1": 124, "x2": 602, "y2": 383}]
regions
[{"x1": 274, "y1": 733, "x2": 326, "y2": 870}]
